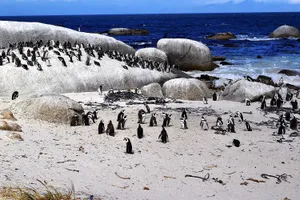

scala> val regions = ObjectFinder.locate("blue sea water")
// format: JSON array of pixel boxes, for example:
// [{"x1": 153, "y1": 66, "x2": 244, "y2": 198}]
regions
[{"x1": 1, "y1": 13, "x2": 300, "y2": 84}]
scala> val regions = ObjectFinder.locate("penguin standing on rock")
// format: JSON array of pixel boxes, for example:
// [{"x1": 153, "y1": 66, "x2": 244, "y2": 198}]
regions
[
  {"x1": 98, "y1": 120, "x2": 105, "y2": 134},
  {"x1": 158, "y1": 127, "x2": 168, "y2": 143},
  {"x1": 291, "y1": 98, "x2": 298, "y2": 110},
  {"x1": 137, "y1": 124, "x2": 144, "y2": 139},
  {"x1": 124, "y1": 138, "x2": 134, "y2": 154}
]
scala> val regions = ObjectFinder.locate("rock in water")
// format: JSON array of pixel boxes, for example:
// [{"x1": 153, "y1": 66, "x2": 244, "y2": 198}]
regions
[
  {"x1": 141, "y1": 83, "x2": 164, "y2": 98},
  {"x1": 106, "y1": 28, "x2": 149, "y2": 36},
  {"x1": 0, "y1": 21, "x2": 135, "y2": 55},
  {"x1": 205, "y1": 32, "x2": 237, "y2": 40},
  {"x1": 10, "y1": 94, "x2": 84, "y2": 124},
  {"x1": 157, "y1": 38, "x2": 216, "y2": 71},
  {"x1": 135, "y1": 48, "x2": 168, "y2": 63},
  {"x1": 162, "y1": 78, "x2": 210, "y2": 100},
  {"x1": 221, "y1": 79, "x2": 275, "y2": 102},
  {"x1": 269, "y1": 25, "x2": 299, "y2": 38},
  {"x1": 278, "y1": 69, "x2": 300, "y2": 76}
]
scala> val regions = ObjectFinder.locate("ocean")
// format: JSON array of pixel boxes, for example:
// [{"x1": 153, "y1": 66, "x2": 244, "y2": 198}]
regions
[{"x1": 1, "y1": 13, "x2": 300, "y2": 84}]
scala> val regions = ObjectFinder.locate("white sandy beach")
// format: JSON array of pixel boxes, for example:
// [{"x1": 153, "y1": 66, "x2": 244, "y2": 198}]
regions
[{"x1": 0, "y1": 92, "x2": 299, "y2": 200}]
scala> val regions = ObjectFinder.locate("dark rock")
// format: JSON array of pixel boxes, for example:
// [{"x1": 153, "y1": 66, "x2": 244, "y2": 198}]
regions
[
  {"x1": 285, "y1": 83, "x2": 300, "y2": 91},
  {"x1": 278, "y1": 69, "x2": 300, "y2": 76},
  {"x1": 212, "y1": 56, "x2": 226, "y2": 62},
  {"x1": 257, "y1": 55, "x2": 263, "y2": 59},
  {"x1": 220, "y1": 61, "x2": 233, "y2": 66},
  {"x1": 205, "y1": 32, "x2": 236, "y2": 40},
  {"x1": 198, "y1": 74, "x2": 219, "y2": 81},
  {"x1": 105, "y1": 28, "x2": 149, "y2": 36},
  {"x1": 256, "y1": 75, "x2": 275, "y2": 86},
  {"x1": 233, "y1": 139, "x2": 240, "y2": 147}
]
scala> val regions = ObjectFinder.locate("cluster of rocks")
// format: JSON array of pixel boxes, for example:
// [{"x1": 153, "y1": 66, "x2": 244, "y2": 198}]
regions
[{"x1": 0, "y1": 110, "x2": 23, "y2": 141}]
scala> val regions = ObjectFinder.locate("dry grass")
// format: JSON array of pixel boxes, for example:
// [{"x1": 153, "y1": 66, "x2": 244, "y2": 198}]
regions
[{"x1": 0, "y1": 180, "x2": 76, "y2": 200}]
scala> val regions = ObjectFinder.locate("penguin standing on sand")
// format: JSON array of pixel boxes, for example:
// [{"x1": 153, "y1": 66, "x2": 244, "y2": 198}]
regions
[
  {"x1": 261, "y1": 95, "x2": 267, "y2": 109},
  {"x1": 138, "y1": 109, "x2": 146, "y2": 124},
  {"x1": 290, "y1": 115, "x2": 298, "y2": 130},
  {"x1": 245, "y1": 120, "x2": 252, "y2": 131},
  {"x1": 278, "y1": 121, "x2": 286, "y2": 135},
  {"x1": 245, "y1": 99, "x2": 251, "y2": 106},
  {"x1": 137, "y1": 124, "x2": 144, "y2": 139},
  {"x1": 181, "y1": 108, "x2": 188, "y2": 119},
  {"x1": 212, "y1": 92, "x2": 218, "y2": 101},
  {"x1": 11, "y1": 91, "x2": 19, "y2": 100},
  {"x1": 144, "y1": 102, "x2": 151, "y2": 113},
  {"x1": 162, "y1": 113, "x2": 171, "y2": 127},
  {"x1": 158, "y1": 127, "x2": 168, "y2": 143},
  {"x1": 285, "y1": 112, "x2": 291, "y2": 121},
  {"x1": 203, "y1": 97, "x2": 208, "y2": 104},
  {"x1": 117, "y1": 110, "x2": 125, "y2": 129},
  {"x1": 227, "y1": 115, "x2": 235, "y2": 133},
  {"x1": 149, "y1": 113, "x2": 157, "y2": 127},
  {"x1": 200, "y1": 115, "x2": 209, "y2": 130},
  {"x1": 216, "y1": 116, "x2": 223, "y2": 127},
  {"x1": 106, "y1": 120, "x2": 115, "y2": 136},
  {"x1": 236, "y1": 111, "x2": 244, "y2": 122},
  {"x1": 180, "y1": 117, "x2": 188, "y2": 129},
  {"x1": 98, "y1": 120, "x2": 105, "y2": 134},
  {"x1": 123, "y1": 138, "x2": 133, "y2": 154}
]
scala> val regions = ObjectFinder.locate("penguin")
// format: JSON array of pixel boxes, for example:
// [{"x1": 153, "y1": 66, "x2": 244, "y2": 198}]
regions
[
  {"x1": 58, "y1": 56, "x2": 67, "y2": 67},
  {"x1": 94, "y1": 60, "x2": 101, "y2": 66},
  {"x1": 53, "y1": 50, "x2": 61, "y2": 56},
  {"x1": 98, "y1": 120, "x2": 105, "y2": 134},
  {"x1": 212, "y1": 92, "x2": 217, "y2": 101},
  {"x1": 149, "y1": 113, "x2": 157, "y2": 127},
  {"x1": 106, "y1": 120, "x2": 115, "y2": 136},
  {"x1": 181, "y1": 108, "x2": 188, "y2": 119},
  {"x1": 200, "y1": 115, "x2": 209, "y2": 130},
  {"x1": 216, "y1": 116, "x2": 223, "y2": 127},
  {"x1": 285, "y1": 112, "x2": 291, "y2": 121},
  {"x1": 117, "y1": 110, "x2": 125, "y2": 127},
  {"x1": 70, "y1": 114, "x2": 79, "y2": 126},
  {"x1": 138, "y1": 109, "x2": 146, "y2": 124},
  {"x1": 158, "y1": 127, "x2": 168, "y2": 143},
  {"x1": 144, "y1": 102, "x2": 150, "y2": 113},
  {"x1": 261, "y1": 95, "x2": 267, "y2": 109},
  {"x1": 286, "y1": 93, "x2": 293, "y2": 101},
  {"x1": 0, "y1": 56, "x2": 2, "y2": 66},
  {"x1": 124, "y1": 138, "x2": 134, "y2": 154},
  {"x1": 122, "y1": 65, "x2": 128, "y2": 70},
  {"x1": 276, "y1": 96, "x2": 283, "y2": 108},
  {"x1": 180, "y1": 117, "x2": 188, "y2": 129},
  {"x1": 270, "y1": 95, "x2": 277, "y2": 107},
  {"x1": 162, "y1": 113, "x2": 171, "y2": 127},
  {"x1": 11, "y1": 91, "x2": 19, "y2": 100},
  {"x1": 22, "y1": 64, "x2": 28, "y2": 70},
  {"x1": 137, "y1": 124, "x2": 144, "y2": 139},
  {"x1": 82, "y1": 113, "x2": 90, "y2": 126},
  {"x1": 93, "y1": 110, "x2": 98, "y2": 121},
  {"x1": 245, "y1": 121, "x2": 252, "y2": 131},
  {"x1": 290, "y1": 116, "x2": 298, "y2": 130},
  {"x1": 203, "y1": 97, "x2": 208, "y2": 104},
  {"x1": 291, "y1": 99, "x2": 298, "y2": 110},
  {"x1": 227, "y1": 119, "x2": 235, "y2": 133},
  {"x1": 278, "y1": 121, "x2": 286, "y2": 135},
  {"x1": 37, "y1": 62, "x2": 43, "y2": 71},
  {"x1": 27, "y1": 60, "x2": 34, "y2": 66},
  {"x1": 245, "y1": 99, "x2": 251, "y2": 106},
  {"x1": 236, "y1": 111, "x2": 244, "y2": 122}
]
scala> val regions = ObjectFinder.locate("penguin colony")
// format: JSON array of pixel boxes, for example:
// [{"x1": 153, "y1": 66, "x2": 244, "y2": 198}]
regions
[{"x1": 0, "y1": 40, "x2": 176, "y2": 73}]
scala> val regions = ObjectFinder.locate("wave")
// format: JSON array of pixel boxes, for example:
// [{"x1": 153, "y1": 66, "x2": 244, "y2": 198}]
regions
[{"x1": 233, "y1": 35, "x2": 280, "y2": 41}]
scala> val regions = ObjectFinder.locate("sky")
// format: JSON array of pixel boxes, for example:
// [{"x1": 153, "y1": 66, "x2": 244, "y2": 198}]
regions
[{"x1": 0, "y1": 0, "x2": 299, "y2": 16}]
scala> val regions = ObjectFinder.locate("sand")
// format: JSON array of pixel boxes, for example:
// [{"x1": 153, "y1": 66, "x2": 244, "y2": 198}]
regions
[{"x1": 0, "y1": 92, "x2": 299, "y2": 200}]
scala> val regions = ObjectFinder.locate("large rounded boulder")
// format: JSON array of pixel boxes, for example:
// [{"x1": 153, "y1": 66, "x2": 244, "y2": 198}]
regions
[
  {"x1": 10, "y1": 95, "x2": 84, "y2": 124},
  {"x1": 269, "y1": 25, "x2": 299, "y2": 38},
  {"x1": 157, "y1": 38, "x2": 216, "y2": 71},
  {"x1": 162, "y1": 78, "x2": 211, "y2": 101},
  {"x1": 221, "y1": 79, "x2": 275, "y2": 102},
  {"x1": 141, "y1": 83, "x2": 164, "y2": 98},
  {"x1": 135, "y1": 48, "x2": 168, "y2": 63}
]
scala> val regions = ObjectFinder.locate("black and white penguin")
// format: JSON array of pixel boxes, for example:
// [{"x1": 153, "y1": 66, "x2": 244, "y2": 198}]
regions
[
  {"x1": 212, "y1": 92, "x2": 218, "y2": 101},
  {"x1": 270, "y1": 95, "x2": 277, "y2": 107},
  {"x1": 276, "y1": 95, "x2": 283, "y2": 108},
  {"x1": 158, "y1": 127, "x2": 168, "y2": 143},
  {"x1": 216, "y1": 116, "x2": 223, "y2": 127},
  {"x1": 123, "y1": 138, "x2": 134, "y2": 154},
  {"x1": 245, "y1": 98, "x2": 251, "y2": 106},
  {"x1": 144, "y1": 102, "x2": 150, "y2": 113},
  {"x1": 137, "y1": 124, "x2": 144, "y2": 139},
  {"x1": 180, "y1": 117, "x2": 188, "y2": 129},
  {"x1": 70, "y1": 114, "x2": 79, "y2": 126},
  {"x1": 149, "y1": 113, "x2": 157, "y2": 127},
  {"x1": 227, "y1": 115, "x2": 235, "y2": 133},
  {"x1": 290, "y1": 115, "x2": 298, "y2": 130},
  {"x1": 162, "y1": 113, "x2": 171, "y2": 127},
  {"x1": 82, "y1": 113, "x2": 90, "y2": 126},
  {"x1": 106, "y1": 120, "x2": 115, "y2": 136},
  {"x1": 11, "y1": 91, "x2": 19, "y2": 100},
  {"x1": 285, "y1": 112, "x2": 291, "y2": 121},
  {"x1": 236, "y1": 111, "x2": 244, "y2": 122},
  {"x1": 117, "y1": 110, "x2": 125, "y2": 129},
  {"x1": 278, "y1": 121, "x2": 286, "y2": 135},
  {"x1": 181, "y1": 108, "x2": 188, "y2": 119},
  {"x1": 261, "y1": 95, "x2": 267, "y2": 109},
  {"x1": 203, "y1": 97, "x2": 208, "y2": 104},
  {"x1": 291, "y1": 99, "x2": 298, "y2": 110},
  {"x1": 200, "y1": 115, "x2": 209, "y2": 130},
  {"x1": 138, "y1": 109, "x2": 146, "y2": 124},
  {"x1": 245, "y1": 121, "x2": 252, "y2": 131},
  {"x1": 98, "y1": 120, "x2": 105, "y2": 134}
]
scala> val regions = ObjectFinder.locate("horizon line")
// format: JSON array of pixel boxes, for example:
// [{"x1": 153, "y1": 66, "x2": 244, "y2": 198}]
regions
[{"x1": 0, "y1": 11, "x2": 299, "y2": 17}]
